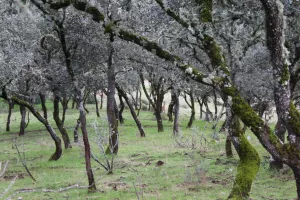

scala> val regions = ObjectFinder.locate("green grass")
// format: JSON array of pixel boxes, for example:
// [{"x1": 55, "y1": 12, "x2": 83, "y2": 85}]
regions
[{"x1": 0, "y1": 103, "x2": 297, "y2": 199}]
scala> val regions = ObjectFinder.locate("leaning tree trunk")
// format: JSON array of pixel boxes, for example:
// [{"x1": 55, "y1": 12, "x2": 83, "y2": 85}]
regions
[
  {"x1": 39, "y1": 93, "x2": 48, "y2": 119},
  {"x1": 53, "y1": 94, "x2": 72, "y2": 149},
  {"x1": 173, "y1": 91, "x2": 180, "y2": 135},
  {"x1": 228, "y1": 116, "x2": 260, "y2": 199},
  {"x1": 76, "y1": 90, "x2": 96, "y2": 190},
  {"x1": 94, "y1": 91, "x2": 100, "y2": 117},
  {"x1": 6, "y1": 99, "x2": 14, "y2": 132},
  {"x1": 106, "y1": 34, "x2": 119, "y2": 154},
  {"x1": 19, "y1": 105, "x2": 26, "y2": 136},
  {"x1": 116, "y1": 85, "x2": 146, "y2": 137},
  {"x1": 10, "y1": 96, "x2": 62, "y2": 160}
]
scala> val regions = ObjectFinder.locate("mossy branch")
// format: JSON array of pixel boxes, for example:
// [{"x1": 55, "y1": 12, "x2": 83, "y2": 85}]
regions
[
  {"x1": 154, "y1": 0, "x2": 189, "y2": 28},
  {"x1": 195, "y1": 0, "x2": 213, "y2": 23}
]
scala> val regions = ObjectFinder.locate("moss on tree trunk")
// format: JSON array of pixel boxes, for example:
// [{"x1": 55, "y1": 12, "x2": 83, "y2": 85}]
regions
[{"x1": 228, "y1": 116, "x2": 260, "y2": 200}]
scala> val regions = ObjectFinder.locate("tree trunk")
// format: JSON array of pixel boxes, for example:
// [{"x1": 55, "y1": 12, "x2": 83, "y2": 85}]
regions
[
  {"x1": 173, "y1": 91, "x2": 180, "y2": 135},
  {"x1": 83, "y1": 90, "x2": 90, "y2": 114},
  {"x1": 155, "y1": 111, "x2": 164, "y2": 132},
  {"x1": 184, "y1": 90, "x2": 195, "y2": 128},
  {"x1": 228, "y1": 116, "x2": 260, "y2": 199},
  {"x1": 6, "y1": 99, "x2": 14, "y2": 132},
  {"x1": 94, "y1": 91, "x2": 100, "y2": 117},
  {"x1": 197, "y1": 97, "x2": 203, "y2": 119},
  {"x1": 61, "y1": 97, "x2": 69, "y2": 125},
  {"x1": 204, "y1": 99, "x2": 213, "y2": 121},
  {"x1": 118, "y1": 93, "x2": 125, "y2": 124},
  {"x1": 100, "y1": 91, "x2": 103, "y2": 109},
  {"x1": 39, "y1": 93, "x2": 48, "y2": 119},
  {"x1": 116, "y1": 85, "x2": 146, "y2": 137},
  {"x1": 140, "y1": 74, "x2": 165, "y2": 132},
  {"x1": 270, "y1": 119, "x2": 286, "y2": 170},
  {"x1": 76, "y1": 90, "x2": 96, "y2": 191},
  {"x1": 168, "y1": 91, "x2": 176, "y2": 122},
  {"x1": 213, "y1": 89, "x2": 218, "y2": 120},
  {"x1": 19, "y1": 105, "x2": 26, "y2": 136},
  {"x1": 72, "y1": 98, "x2": 76, "y2": 109},
  {"x1": 291, "y1": 167, "x2": 300, "y2": 200},
  {"x1": 106, "y1": 34, "x2": 119, "y2": 154},
  {"x1": 74, "y1": 118, "x2": 80, "y2": 143},
  {"x1": 137, "y1": 88, "x2": 142, "y2": 116},
  {"x1": 225, "y1": 136, "x2": 233, "y2": 157},
  {"x1": 53, "y1": 94, "x2": 72, "y2": 149},
  {"x1": 9, "y1": 96, "x2": 62, "y2": 160},
  {"x1": 135, "y1": 81, "x2": 140, "y2": 110}
]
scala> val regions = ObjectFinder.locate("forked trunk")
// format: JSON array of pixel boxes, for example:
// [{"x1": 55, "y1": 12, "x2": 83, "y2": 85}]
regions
[
  {"x1": 116, "y1": 85, "x2": 146, "y2": 137},
  {"x1": 53, "y1": 94, "x2": 72, "y2": 149}
]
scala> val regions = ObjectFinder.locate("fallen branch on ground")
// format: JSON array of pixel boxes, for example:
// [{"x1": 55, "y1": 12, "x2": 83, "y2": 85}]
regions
[
  {"x1": 5, "y1": 184, "x2": 92, "y2": 199},
  {"x1": 0, "y1": 175, "x2": 17, "y2": 199},
  {"x1": 0, "y1": 161, "x2": 9, "y2": 178}
]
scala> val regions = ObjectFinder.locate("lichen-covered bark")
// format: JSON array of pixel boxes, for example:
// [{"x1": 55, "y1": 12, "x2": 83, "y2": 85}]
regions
[{"x1": 228, "y1": 116, "x2": 260, "y2": 200}]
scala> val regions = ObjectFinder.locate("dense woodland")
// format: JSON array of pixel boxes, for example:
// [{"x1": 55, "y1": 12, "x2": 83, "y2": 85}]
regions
[{"x1": 1, "y1": 0, "x2": 300, "y2": 199}]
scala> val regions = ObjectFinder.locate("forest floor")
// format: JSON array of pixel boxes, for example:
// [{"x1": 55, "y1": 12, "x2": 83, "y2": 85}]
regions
[{"x1": 0, "y1": 102, "x2": 296, "y2": 200}]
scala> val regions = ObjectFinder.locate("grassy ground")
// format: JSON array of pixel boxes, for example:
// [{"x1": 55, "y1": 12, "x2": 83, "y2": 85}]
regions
[{"x1": 0, "y1": 101, "x2": 297, "y2": 200}]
